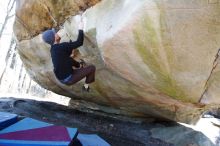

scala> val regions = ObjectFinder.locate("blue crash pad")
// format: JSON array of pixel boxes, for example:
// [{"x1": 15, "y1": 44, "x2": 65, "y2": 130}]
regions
[
  {"x1": 77, "y1": 134, "x2": 110, "y2": 146},
  {"x1": 0, "y1": 112, "x2": 18, "y2": 130}
]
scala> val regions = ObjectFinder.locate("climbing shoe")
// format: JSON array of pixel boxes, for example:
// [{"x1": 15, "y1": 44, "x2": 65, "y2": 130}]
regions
[{"x1": 82, "y1": 85, "x2": 90, "y2": 92}]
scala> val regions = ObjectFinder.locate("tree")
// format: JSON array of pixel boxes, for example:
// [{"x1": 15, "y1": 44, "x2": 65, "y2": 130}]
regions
[
  {"x1": 0, "y1": 35, "x2": 16, "y2": 83},
  {"x1": 0, "y1": 0, "x2": 15, "y2": 39},
  {"x1": 0, "y1": 0, "x2": 16, "y2": 84}
]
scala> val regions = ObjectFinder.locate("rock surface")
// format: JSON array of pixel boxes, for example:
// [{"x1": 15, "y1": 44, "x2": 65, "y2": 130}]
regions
[
  {"x1": 14, "y1": 0, "x2": 220, "y2": 123},
  {"x1": 14, "y1": 0, "x2": 101, "y2": 41}
]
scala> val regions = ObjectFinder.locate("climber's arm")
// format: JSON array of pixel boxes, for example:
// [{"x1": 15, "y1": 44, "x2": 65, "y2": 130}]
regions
[
  {"x1": 69, "y1": 30, "x2": 84, "y2": 48},
  {"x1": 64, "y1": 16, "x2": 84, "y2": 54},
  {"x1": 62, "y1": 30, "x2": 84, "y2": 54}
]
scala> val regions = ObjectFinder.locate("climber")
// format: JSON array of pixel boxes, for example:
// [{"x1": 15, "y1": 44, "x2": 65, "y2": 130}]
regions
[{"x1": 42, "y1": 18, "x2": 96, "y2": 92}]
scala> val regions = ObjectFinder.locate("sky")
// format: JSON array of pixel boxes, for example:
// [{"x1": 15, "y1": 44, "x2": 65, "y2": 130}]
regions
[{"x1": 0, "y1": 0, "x2": 15, "y2": 77}]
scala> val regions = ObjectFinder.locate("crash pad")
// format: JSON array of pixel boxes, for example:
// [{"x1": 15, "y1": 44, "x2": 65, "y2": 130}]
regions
[
  {"x1": 0, "y1": 118, "x2": 78, "y2": 146},
  {"x1": 0, "y1": 112, "x2": 18, "y2": 130},
  {"x1": 77, "y1": 134, "x2": 110, "y2": 146}
]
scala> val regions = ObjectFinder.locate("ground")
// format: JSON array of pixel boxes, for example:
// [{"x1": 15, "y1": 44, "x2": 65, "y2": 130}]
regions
[{"x1": 0, "y1": 97, "x2": 217, "y2": 146}]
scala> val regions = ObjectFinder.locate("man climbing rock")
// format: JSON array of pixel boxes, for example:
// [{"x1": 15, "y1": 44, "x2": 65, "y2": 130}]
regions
[{"x1": 42, "y1": 18, "x2": 96, "y2": 92}]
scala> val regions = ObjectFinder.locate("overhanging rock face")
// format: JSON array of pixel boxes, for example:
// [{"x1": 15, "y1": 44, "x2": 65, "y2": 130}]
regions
[
  {"x1": 14, "y1": 0, "x2": 101, "y2": 41},
  {"x1": 14, "y1": 0, "x2": 220, "y2": 123}
]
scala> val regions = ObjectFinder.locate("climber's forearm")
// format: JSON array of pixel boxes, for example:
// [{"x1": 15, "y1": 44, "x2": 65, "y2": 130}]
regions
[{"x1": 68, "y1": 30, "x2": 84, "y2": 50}]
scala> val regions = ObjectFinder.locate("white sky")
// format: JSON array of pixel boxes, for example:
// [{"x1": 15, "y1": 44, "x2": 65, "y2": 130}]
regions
[{"x1": 0, "y1": 0, "x2": 15, "y2": 75}]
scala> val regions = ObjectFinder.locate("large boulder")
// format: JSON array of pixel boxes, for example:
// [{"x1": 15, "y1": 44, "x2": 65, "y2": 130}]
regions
[{"x1": 14, "y1": 0, "x2": 220, "y2": 123}]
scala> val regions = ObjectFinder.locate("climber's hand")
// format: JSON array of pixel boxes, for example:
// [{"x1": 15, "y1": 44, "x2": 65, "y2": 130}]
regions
[
  {"x1": 78, "y1": 16, "x2": 84, "y2": 30},
  {"x1": 79, "y1": 59, "x2": 86, "y2": 68}
]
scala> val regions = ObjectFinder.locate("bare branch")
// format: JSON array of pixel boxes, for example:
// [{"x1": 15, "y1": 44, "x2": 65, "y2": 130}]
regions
[
  {"x1": 8, "y1": 14, "x2": 15, "y2": 19},
  {"x1": 0, "y1": 16, "x2": 9, "y2": 38},
  {"x1": 8, "y1": 0, "x2": 15, "y2": 13},
  {"x1": 7, "y1": 0, "x2": 12, "y2": 12},
  {"x1": 0, "y1": 0, "x2": 16, "y2": 39}
]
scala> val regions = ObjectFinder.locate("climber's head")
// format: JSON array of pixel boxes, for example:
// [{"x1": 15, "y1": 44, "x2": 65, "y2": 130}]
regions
[{"x1": 42, "y1": 29, "x2": 60, "y2": 45}]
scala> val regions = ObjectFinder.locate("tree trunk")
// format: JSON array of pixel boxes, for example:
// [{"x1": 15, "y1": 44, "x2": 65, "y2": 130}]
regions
[{"x1": 0, "y1": 0, "x2": 15, "y2": 39}]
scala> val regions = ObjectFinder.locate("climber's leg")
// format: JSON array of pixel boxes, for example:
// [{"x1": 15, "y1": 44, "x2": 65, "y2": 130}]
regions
[{"x1": 65, "y1": 65, "x2": 96, "y2": 86}]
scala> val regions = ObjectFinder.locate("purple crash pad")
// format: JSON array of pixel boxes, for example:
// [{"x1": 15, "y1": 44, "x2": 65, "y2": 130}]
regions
[{"x1": 0, "y1": 118, "x2": 78, "y2": 146}]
